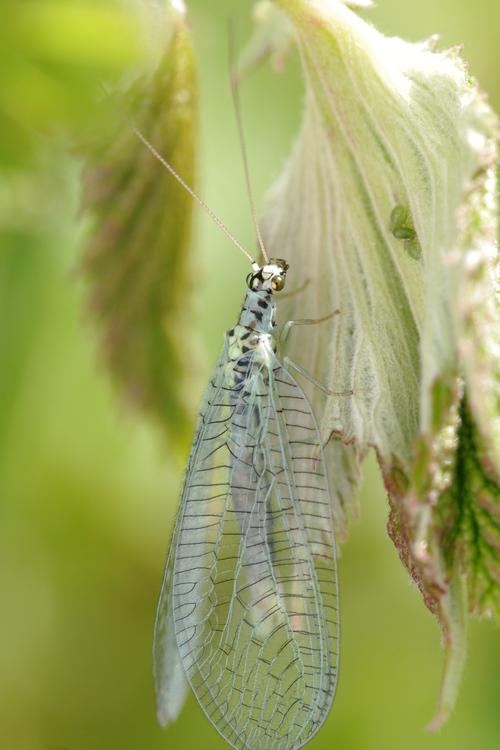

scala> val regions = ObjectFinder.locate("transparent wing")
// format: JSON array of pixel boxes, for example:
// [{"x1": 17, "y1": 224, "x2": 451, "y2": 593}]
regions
[
  {"x1": 159, "y1": 345, "x2": 338, "y2": 750},
  {"x1": 154, "y1": 342, "x2": 229, "y2": 725},
  {"x1": 263, "y1": 357, "x2": 339, "y2": 748},
  {"x1": 153, "y1": 514, "x2": 189, "y2": 725}
]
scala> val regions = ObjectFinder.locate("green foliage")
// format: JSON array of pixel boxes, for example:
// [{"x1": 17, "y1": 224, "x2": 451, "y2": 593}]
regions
[
  {"x1": 450, "y1": 397, "x2": 500, "y2": 619},
  {"x1": 82, "y1": 7, "x2": 198, "y2": 449}
]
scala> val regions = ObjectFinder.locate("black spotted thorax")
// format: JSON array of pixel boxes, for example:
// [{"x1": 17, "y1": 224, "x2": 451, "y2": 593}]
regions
[
  {"x1": 225, "y1": 260, "x2": 288, "y2": 386},
  {"x1": 226, "y1": 290, "x2": 277, "y2": 387}
]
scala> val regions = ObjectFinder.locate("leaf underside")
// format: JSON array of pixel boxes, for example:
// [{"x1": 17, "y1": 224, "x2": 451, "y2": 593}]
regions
[{"x1": 259, "y1": 0, "x2": 500, "y2": 728}]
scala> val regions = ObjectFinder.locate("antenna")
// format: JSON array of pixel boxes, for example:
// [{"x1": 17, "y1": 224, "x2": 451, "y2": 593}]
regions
[
  {"x1": 132, "y1": 126, "x2": 257, "y2": 266},
  {"x1": 227, "y1": 20, "x2": 270, "y2": 264}
]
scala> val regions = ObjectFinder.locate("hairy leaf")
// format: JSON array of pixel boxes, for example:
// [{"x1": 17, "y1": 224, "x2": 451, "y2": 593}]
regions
[
  {"x1": 257, "y1": 0, "x2": 499, "y2": 727},
  {"x1": 82, "y1": 0, "x2": 197, "y2": 448}
]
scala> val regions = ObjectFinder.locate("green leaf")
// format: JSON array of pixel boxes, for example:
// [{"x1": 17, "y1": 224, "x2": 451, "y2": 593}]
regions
[
  {"x1": 384, "y1": 375, "x2": 499, "y2": 728},
  {"x1": 257, "y1": 0, "x2": 499, "y2": 727},
  {"x1": 82, "y1": 0, "x2": 198, "y2": 449},
  {"x1": 452, "y1": 397, "x2": 500, "y2": 620}
]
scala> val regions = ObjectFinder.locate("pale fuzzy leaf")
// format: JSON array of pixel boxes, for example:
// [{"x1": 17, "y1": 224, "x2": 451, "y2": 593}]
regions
[
  {"x1": 237, "y1": 0, "x2": 372, "y2": 80},
  {"x1": 324, "y1": 438, "x2": 361, "y2": 541},
  {"x1": 82, "y1": 0, "x2": 197, "y2": 448},
  {"x1": 265, "y1": 0, "x2": 490, "y2": 459},
  {"x1": 453, "y1": 158, "x2": 500, "y2": 474},
  {"x1": 261, "y1": 0, "x2": 499, "y2": 728}
]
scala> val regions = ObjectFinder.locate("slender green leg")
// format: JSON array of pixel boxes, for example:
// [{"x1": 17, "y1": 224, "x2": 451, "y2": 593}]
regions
[
  {"x1": 279, "y1": 309, "x2": 352, "y2": 397},
  {"x1": 283, "y1": 356, "x2": 353, "y2": 397},
  {"x1": 279, "y1": 309, "x2": 341, "y2": 347}
]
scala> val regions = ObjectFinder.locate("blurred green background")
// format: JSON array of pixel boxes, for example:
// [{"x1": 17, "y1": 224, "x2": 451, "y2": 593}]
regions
[{"x1": 0, "y1": 1, "x2": 499, "y2": 749}]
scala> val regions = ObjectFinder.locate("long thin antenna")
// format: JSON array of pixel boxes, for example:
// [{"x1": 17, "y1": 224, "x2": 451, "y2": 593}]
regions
[
  {"x1": 132, "y1": 126, "x2": 256, "y2": 266},
  {"x1": 227, "y1": 21, "x2": 270, "y2": 264}
]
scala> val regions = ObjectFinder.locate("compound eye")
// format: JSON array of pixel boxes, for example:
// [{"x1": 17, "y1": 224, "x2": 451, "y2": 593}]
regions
[{"x1": 271, "y1": 275, "x2": 285, "y2": 292}]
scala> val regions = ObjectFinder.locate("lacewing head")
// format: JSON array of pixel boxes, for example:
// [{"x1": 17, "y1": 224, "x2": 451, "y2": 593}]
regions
[{"x1": 247, "y1": 258, "x2": 289, "y2": 293}]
